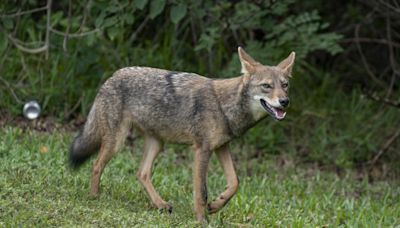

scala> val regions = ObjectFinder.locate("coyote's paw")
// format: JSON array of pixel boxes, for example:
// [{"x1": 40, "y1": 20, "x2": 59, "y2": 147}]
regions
[
  {"x1": 207, "y1": 199, "x2": 225, "y2": 214},
  {"x1": 158, "y1": 203, "x2": 173, "y2": 214},
  {"x1": 89, "y1": 191, "x2": 100, "y2": 200},
  {"x1": 195, "y1": 215, "x2": 209, "y2": 227}
]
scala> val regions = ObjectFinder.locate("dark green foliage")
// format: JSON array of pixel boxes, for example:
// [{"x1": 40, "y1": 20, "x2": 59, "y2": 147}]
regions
[
  {"x1": 0, "y1": 0, "x2": 399, "y2": 170},
  {"x1": 0, "y1": 0, "x2": 341, "y2": 118},
  {"x1": 241, "y1": 64, "x2": 400, "y2": 170}
]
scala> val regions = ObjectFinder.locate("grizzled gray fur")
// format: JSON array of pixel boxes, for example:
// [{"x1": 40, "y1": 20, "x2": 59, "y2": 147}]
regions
[{"x1": 69, "y1": 47, "x2": 296, "y2": 223}]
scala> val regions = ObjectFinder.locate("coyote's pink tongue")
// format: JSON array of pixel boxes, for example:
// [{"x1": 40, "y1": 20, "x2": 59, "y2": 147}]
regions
[{"x1": 275, "y1": 109, "x2": 286, "y2": 119}]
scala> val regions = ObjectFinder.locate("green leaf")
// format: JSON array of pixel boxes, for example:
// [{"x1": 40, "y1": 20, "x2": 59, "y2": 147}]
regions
[
  {"x1": 149, "y1": 0, "x2": 166, "y2": 19},
  {"x1": 2, "y1": 18, "x2": 13, "y2": 29},
  {"x1": 106, "y1": 4, "x2": 120, "y2": 13},
  {"x1": 0, "y1": 32, "x2": 8, "y2": 53},
  {"x1": 27, "y1": 27, "x2": 36, "y2": 41},
  {"x1": 135, "y1": 0, "x2": 148, "y2": 10},
  {"x1": 51, "y1": 11, "x2": 64, "y2": 27},
  {"x1": 106, "y1": 27, "x2": 119, "y2": 41},
  {"x1": 194, "y1": 27, "x2": 220, "y2": 52},
  {"x1": 170, "y1": 4, "x2": 187, "y2": 24},
  {"x1": 103, "y1": 16, "x2": 119, "y2": 28},
  {"x1": 95, "y1": 13, "x2": 105, "y2": 28},
  {"x1": 123, "y1": 14, "x2": 135, "y2": 25},
  {"x1": 86, "y1": 33, "x2": 96, "y2": 47}
]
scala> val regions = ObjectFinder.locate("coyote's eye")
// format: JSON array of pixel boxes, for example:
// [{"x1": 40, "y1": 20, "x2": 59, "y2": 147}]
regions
[
  {"x1": 261, "y1": 83, "x2": 272, "y2": 89},
  {"x1": 282, "y1": 83, "x2": 289, "y2": 88}
]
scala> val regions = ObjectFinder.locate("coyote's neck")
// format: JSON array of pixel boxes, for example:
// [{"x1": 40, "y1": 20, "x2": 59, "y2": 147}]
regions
[{"x1": 212, "y1": 76, "x2": 258, "y2": 137}]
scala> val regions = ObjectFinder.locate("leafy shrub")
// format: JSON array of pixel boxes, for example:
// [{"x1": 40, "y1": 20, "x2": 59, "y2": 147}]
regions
[
  {"x1": 0, "y1": 0, "x2": 342, "y2": 118},
  {"x1": 241, "y1": 64, "x2": 400, "y2": 170},
  {"x1": 4, "y1": 1, "x2": 397, "y2": 170}
]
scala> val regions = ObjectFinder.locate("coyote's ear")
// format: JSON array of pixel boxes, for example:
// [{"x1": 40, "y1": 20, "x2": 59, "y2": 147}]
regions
[
  {"x1": 238, "y1": 47, "x2": 257, "y2": 75},
  {"x1": 277, "y1": 52, "x2": 295, "y2": 77}
]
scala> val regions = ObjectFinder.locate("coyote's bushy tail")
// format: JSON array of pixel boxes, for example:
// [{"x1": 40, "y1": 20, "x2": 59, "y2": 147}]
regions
[{"x1": 69, "y1": 105, "x2": 101, "y2": 168}]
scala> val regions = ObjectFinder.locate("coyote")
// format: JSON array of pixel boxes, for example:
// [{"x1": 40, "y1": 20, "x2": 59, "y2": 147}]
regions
[{"x1": 70, "y1": 47, "x2": 295, "y2": 223}]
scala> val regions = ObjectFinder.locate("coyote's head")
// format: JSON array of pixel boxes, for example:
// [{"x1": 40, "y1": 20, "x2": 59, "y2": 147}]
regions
[{"x1": 238, "y1": 47, "x2": 295, "y2": 121}]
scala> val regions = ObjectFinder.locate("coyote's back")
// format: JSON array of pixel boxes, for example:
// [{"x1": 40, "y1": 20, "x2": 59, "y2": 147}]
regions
[{"x1": 70, "y1": 66, "x2": 234, "y2": 166}]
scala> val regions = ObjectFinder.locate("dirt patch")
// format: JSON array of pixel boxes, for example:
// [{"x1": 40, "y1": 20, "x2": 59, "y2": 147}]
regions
[{"x1": 0, "y1": 113, "x2": 85, "y2": 133}]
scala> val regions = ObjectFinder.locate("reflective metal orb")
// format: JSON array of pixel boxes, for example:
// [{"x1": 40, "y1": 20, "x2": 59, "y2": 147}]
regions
[{"x1": 23, "y1": 101, "x2": 41, "y2": 120}]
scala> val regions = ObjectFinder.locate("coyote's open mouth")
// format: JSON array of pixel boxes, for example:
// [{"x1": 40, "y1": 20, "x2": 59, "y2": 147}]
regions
[{"x1": 260, "y1": 99, "x2": 286, "y2": 120}]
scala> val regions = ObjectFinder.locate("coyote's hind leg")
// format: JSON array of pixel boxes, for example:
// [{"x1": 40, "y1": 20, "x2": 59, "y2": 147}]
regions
[
  {"x1": 90, "y1": 138, "x2": 116, "y2": 197},
  {"x1": 90, "y1": 116, "x2": 131, "y2": 197}
]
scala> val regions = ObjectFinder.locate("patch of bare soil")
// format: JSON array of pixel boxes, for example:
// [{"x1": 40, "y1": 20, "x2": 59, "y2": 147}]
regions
[{"x1": 0, "y1": 114, "x2": 85, "y2": 133}]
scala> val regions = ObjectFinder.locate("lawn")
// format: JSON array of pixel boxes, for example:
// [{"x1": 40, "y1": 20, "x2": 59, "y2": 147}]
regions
[{"x1": 0, "y1": 127, "x2": 399, "y2": 227}]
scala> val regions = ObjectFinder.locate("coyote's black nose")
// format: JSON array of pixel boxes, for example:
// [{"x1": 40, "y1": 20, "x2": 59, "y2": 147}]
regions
[{"x1": 279, "y1": 98, "x2": 289, "y2": 107}]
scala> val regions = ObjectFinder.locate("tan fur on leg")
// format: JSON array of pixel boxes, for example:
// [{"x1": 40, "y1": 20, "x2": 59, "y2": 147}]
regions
[
  {"x1": 192, "y1": 144, "x2": 211, "y2": 223},
  {"x1": 90, "y1": 141, "x2": 115, "y2": 197},
  {"x1": 136, "y1": 135, "x2": 171, "y2": 212},
  {"x1": 208, "y1": 144, "x2": 239, "y2": 213}
]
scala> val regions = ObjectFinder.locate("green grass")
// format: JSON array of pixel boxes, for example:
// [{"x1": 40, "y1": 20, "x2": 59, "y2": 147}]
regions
[{"x1": 0, "y1": 127, "x2": 399, "y2": 227}]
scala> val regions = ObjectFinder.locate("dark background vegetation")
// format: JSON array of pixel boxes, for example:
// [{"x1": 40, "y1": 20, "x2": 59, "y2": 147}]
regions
[{"x1": 0, "y1": 0, "x2": 399, "y2": 177}]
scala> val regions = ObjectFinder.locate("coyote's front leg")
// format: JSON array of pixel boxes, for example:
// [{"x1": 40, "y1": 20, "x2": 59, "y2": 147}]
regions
[
  {"x1": 192, "y1": 144, "x2": 211, "y2": 223},
  {"x1": 208, "y1": 144, "x2": 239, "y2": 213},
  {"x1": 136, "y1": 135, "x2": 172, "y2": 212}
]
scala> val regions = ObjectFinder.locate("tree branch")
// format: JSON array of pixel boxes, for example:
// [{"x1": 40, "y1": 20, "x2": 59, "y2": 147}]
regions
[
  {"x1": 363, "y1": 90, "x2": 400, "y2": 108},
  {"x1": 128, "y1": 16, "x2": 150, "y2": 43},
  {"x1": 379, "y1": 0, "x2": 400, "y2": 13},
  {"x1": 5, "y1": 0, "x2": 53, "y2": 56},
  {"x1": 45, "y1": 0, "x2": 52, "y2": 59},
  {"x1": 0, "y1": 76, "x2": 23, "y2": 104},
  {"x1": 0, "y1": 6, "x2": 47, "y2": 18},
  {"x1": 341, "y1": 37, "x2": 400, "y2": 48},
  {"x1": 368, "y1": 127, "x2": 400, "y2": 165},
  {"x1": 385, "y1": 15, "x2": 397, "y2": 97},
  {"x1": 7, "y1": 34, "x2": 48, "y2": 54},
  {"x1": 355, "y1": 24, "x2": 387, "y2": 88},
  {"x1": 50, "y1": 28, "x2": 100, "y2": 38},
  {"x1": 63, "y1": 0, "x2": 72, "y2": 52}
]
